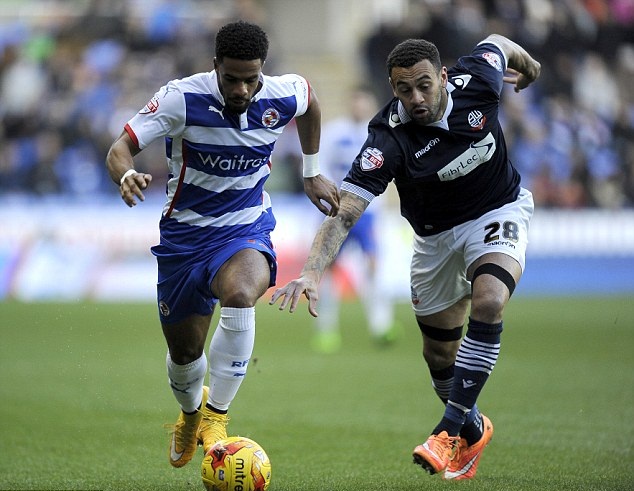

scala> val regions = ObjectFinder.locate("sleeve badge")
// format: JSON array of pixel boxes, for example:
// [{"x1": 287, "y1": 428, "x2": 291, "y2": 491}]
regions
[{"x1": 360, "y1": 147, "x2": 384, "y2": 171}]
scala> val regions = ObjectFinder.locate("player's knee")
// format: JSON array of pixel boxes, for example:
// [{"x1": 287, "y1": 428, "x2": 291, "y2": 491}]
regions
[
  {"x1": 221, "y1": 294, "x2": 254, "y2": 309},
  {"x1": 470, "y1": 290, "x2": 506, "y2": 322},
  {"x1": 216, "y1": 271, "x2": 269, "y2": 307},
  {"x1": 422, "y1": 341, "x2": 458, "y2": 370},
  {"x1": 220, "y1": 288, "x2": 260, "y2": 308},
  {"x1": 417, "y1": 321, "x2": 462, "y2": 368},
  {"x1": 420, "y1": 327, "x2": 461, "y2": 369},
  {"x1": 163, "y1": 318, "x2": 208, "y2": 364},
  {"x1": 168, "y1": 346, "x2": 205, "y2": 365}
]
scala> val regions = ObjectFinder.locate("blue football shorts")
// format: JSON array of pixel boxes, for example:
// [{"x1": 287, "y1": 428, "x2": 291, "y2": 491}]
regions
[{"x1": 151, "y1": 236, "x2": 277, "y2": 324}]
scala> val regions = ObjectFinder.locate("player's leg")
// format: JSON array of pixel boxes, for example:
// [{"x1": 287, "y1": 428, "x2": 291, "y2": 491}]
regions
[
  {"x1": 355, "y1": 213, "x2": 399, "y2": 345},
  {"x1": 443, "y1": 190, "x2": 533, "y2": 479},
  {"x1": 438, "y1": 253, "x2": 518, "y2": 479},
  {"x1": 431, "y1": 254, "x2": 517, "y2": 434},
  {"x1": 155, "y1": 245, "x2": 217, "y2": 468},
  {"x1": 415, "y1": 300, "x2": 487, "y2": 469},
  {"x1": 197, "y1": 247, "x2": 272, "y2": 453},
  {"x1": 162, "y1": 313, "x2": 213, "y2": 468},
  {"x1": 311, "y1": 268, "x2": 343, "y2": 353},
  {"x1": 443, "y1": 191, "x2": 533, "y2": 479},
  {"x1": 408, "y1": 230, "x2": 472, "y2": 474},
  {"x1": 361, "y1": 252, "x2": 400, "y2": 346},
  {"x1": 412, "y1": 300, "x2": 468, "y2": 474}
]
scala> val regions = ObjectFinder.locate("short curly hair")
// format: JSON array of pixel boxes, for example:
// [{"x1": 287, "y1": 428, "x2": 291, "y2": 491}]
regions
[
  {"x1": 215, "y1": 21, "x2": 269, "y2": 62},
  {"x1": 386, "y1": 39, "x2": 441, "y2": 76}
]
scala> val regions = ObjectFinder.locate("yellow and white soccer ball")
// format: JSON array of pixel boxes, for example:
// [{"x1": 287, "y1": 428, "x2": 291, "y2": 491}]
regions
[{"x1": 201, "y1": 436, "x2": 271, "y2": 491}]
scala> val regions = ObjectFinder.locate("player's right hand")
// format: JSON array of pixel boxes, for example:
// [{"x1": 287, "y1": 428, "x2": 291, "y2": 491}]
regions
[
  {"x1": 269, "y1": 276, "x2": 319, "y2": 317},
  {"x1": 120, "y1": 172, "x2": 153, "y2": 207},
  {"x1": 303, "y1": 175, "x2": 340, "y2": 217}
]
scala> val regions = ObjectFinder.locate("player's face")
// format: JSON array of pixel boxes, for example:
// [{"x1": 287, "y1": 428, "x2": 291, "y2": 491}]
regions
[
  {"x1": 390, "y1": 60, "x2": 447, "y2": 125},
  {"x1": 214, "y1": 57, "x2": 263, "y2": 114}
]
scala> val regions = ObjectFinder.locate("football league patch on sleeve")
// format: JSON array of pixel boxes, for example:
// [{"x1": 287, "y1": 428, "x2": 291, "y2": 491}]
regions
[
  {"x1": 482, "y1": 52, "x2": 503, "y2": 72},
  {"x1": 360, "y1": 147, "x2": 384, "y2": 171},
  {"x1": 140, "y1": 95, "x2": 160, "y2": 114}
]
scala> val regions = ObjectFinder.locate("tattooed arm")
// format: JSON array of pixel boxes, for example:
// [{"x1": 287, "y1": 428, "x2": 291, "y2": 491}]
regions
[{"x1": 270, "y1": 190, "x2": 369, "y2": 316}]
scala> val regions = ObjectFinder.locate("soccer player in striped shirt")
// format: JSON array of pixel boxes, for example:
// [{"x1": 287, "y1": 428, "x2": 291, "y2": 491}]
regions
[
  {"x1": 106, "y1": 20, "x2": 339, "y2": 468},
  {"x1": 271, "y1": 33, "x2": 540, "y2": 480}
]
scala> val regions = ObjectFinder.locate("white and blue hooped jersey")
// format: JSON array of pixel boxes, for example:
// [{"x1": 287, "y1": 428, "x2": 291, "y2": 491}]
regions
[{"x1": 125, "y1": 70, "x2": 311, "y2": 250}]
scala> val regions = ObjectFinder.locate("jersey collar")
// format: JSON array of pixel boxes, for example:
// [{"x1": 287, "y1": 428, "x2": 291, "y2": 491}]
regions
[
  {"x1": 210, "y1": 71, "x2": 266, "y2": 104},
  {"x1": 210, "y1": 71, "x2": 265, "y2": 129},
  {"x1": 429, "y1": 90, "x2": 452, "y2": 130}
]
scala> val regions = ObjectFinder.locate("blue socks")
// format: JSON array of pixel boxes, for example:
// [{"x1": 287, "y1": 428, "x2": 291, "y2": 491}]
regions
[{"x1": 433, "y1": 318, "x2": 503, "y2": 438}]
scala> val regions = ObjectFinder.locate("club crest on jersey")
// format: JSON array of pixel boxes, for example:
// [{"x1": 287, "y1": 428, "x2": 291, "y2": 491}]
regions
[
  {"x1": 140, "y1": 96, "x2": 160, "y2": 114},
  {"x1": 482, "y1": 52, "x2": 503, "y2": 72},
  {"x1": 360, "y1": 147, "x2": 384, "y2": 171},
  {"x1": 261, "y1": 107, "x2": 280, "y2": 128},
  {"x1": 468, "y1": 110, "x2": 486, "y2": 130}
]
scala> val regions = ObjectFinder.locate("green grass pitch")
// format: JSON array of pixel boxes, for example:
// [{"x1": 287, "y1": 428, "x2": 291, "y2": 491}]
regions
[{"x1": 0, "y1": 297, "x2": 632, "y2": 490}]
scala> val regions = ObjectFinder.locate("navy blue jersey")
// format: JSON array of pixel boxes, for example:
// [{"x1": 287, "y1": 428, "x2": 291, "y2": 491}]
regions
[{"x1": 341, "y1": 41, "x2": 521, "y2": 236}]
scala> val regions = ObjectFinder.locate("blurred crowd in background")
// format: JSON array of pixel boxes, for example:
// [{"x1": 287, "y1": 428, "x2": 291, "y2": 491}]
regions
[{"x1": 1, "y1": 0, "x2": 633, "y2": 208}]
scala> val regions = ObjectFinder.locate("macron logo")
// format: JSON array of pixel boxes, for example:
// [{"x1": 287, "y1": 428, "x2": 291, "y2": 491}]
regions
[{"x1": 415, "y1": 137, "x2": 440, "y2": 158}]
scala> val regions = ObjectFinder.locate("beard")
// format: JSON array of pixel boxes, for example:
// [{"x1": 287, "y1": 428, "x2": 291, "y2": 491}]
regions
[
  {"x1": 410, "y1": 88, "x2": 444, "y2": 125},
  {"x1": 225, "y1": 98, "x2": 251, "y2": 114}
]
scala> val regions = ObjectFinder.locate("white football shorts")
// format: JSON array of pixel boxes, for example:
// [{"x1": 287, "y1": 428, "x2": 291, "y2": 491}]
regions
[{"x1": 410, "y1": 187, "x2": 534, "y2": 316}]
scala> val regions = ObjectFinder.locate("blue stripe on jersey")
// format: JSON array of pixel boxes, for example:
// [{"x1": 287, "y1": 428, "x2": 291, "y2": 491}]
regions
[
  {"x1": 247, "y1": 97, "x2": 297, "y2": 128},
  {"x1": 166, "y1": 137, "x2": 173, "y2": 158},
  {"x1": 155, "y1": 73, "x2": 305, "y2": 250},
  {"x1": 176, "y1": 176, "x2": 268, "y2": 217},
  {"x1": 160, "y1": 213, "x2": 276, "y2": 251},
  {"x1": 184, "y1": 140, "x2": 272, "y2": 177},
  {"x1": 185, "y1": 94, "x2": 298, "y2": 130},
  {"x1": 185, "y1": 94, "x2": 231, "y2": 128}
]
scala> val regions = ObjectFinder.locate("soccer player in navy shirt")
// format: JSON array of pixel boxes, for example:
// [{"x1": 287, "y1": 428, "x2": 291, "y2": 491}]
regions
[
  {"x1": 271, "y1": 34, "x2": 540, "y2": 480},
  {"x1": 106, "y1": 21, "x2": 339, "y2": 469}
]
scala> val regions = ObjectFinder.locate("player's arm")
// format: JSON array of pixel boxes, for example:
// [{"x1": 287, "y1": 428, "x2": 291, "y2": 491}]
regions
[
  {"x1": 483, "y1": 34, "x2": 541, "y2": 92},
  {"x1": 270, "y1": 190, "x2": 369, "y2": 316},
  {"x1": 105, "y1": 130, "x2": 153, "y2": 207},
  {"x1": 295, "y1": 84, "x2": 340, "y2": 217}
]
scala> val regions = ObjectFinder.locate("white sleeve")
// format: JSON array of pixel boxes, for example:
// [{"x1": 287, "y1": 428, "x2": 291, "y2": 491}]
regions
[
  {"x1": 126, "y1": 81, "x2": 186, "y2": 149},
  {"x1": 279, "y1": 73, "x2": 310, "y2": 118}
]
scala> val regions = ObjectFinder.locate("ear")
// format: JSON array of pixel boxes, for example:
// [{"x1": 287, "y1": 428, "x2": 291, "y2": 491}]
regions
[
  {"x1": 441, "y1": 66, "x2": 448, "y2": 88},
  {"x1": 388, "y1": 77, "x2": 398, "y2": 96},
  {"x1": 213, "y1": 57, "x2": 219, "y2": 71}
]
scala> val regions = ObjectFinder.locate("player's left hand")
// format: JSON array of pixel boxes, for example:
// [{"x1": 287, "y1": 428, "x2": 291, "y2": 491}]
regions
[
  {"x1": 269, "y1": 276, "x2": 319, "y2": 317},
  {"x1": 504, "y1": 63, "x2": 541, "y2": 93},
  {"x1": 303, "y1": 175, "x2": 340, "y2": 217}
]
